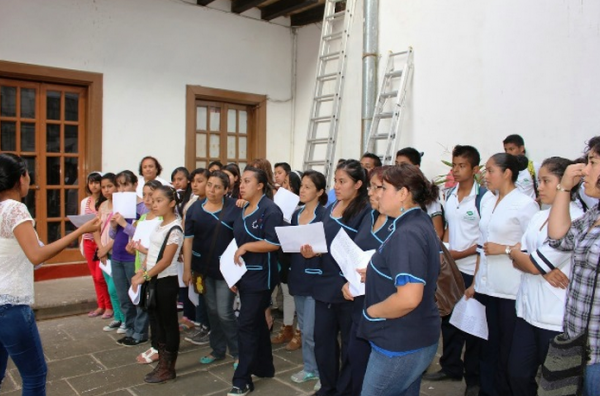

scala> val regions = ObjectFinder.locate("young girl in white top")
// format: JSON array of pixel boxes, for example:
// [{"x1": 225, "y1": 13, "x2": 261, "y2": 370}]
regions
[
  {"x1": 0, "y1": 153, "x2": 100, "y2": 394},
  {"x1": 465, "y1": 153, "x2": 539, "y2": 396},
  {"x1": 131, "y1": 185, "x2": 183, "y2": 384},
  {"x1": 507, "y1": 157, "x2": 584, "y2": 396}
]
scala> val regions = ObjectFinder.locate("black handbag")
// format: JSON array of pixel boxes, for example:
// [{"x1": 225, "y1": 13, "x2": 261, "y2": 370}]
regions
[
  {"x1": 139, "y1": 225, "x2": 183, "y2": 312},
  {"x1": 539, "y1": 254, "x2": 600, "y2": 396}
]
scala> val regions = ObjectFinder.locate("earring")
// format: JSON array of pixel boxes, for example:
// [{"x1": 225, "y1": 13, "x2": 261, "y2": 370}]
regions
[{"x1": 400, "y1": 207, "x2": 405, "y2": 213}]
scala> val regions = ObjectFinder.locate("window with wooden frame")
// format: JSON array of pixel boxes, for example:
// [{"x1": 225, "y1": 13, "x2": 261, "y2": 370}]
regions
[{"x1": 186, "y1": 86, "x2": 266, "y2": 172}]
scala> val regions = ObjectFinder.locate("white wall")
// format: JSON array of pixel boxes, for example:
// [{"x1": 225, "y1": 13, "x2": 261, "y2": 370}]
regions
[
  {"x1": 0, "y1": 0, "x2": 294, "y2": 174},
  {"x1": 293, "y1": 0, "x2": 600, "y2": 179}
]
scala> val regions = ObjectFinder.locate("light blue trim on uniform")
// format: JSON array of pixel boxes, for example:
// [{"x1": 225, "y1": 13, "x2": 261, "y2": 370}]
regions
[
  {"x1": 267, "y1": 252, "x2": 271, "y2": 289},
  {"x1": 394, "y1": 273, "x2": 426, "y2": 287},
  {"x1": 305, "y1": 268, "x2": 323, "y2": 275},
  {"x1": 370, "y1": 342, "x2": 422, "y2": 358},
  {"x1": 369, "y1": 260, "x2": 392, "y2": 280},
  {"x1": 339, "y1": 271, "x2": 345, "y2": 277},
  {"x1": 191, "y1": 251, "x2": 202, "y2": 257},
  {"x1": 246, "y1": 265, "x2": 263, "y2": 271},
  {"x1": 243, "y1": 220, "x2": 263, "y2": 241},
  {"x1": 184, "y1": 235, "x2": 194, "y2": 239},
  {"x1": 201, "y1": 199, "x2": 233, "y2": 230},
  {"x1": 264, "y1": 239, "x2": 280, "y2": 246},
  {"x1": 296, "y1": 205, "x2": 318, "y2": 224},
  {"x1": 329, "y1": 202, "x2": 358, "y2": 233},
  {"x1": 362, "y1": 310, "x2": 386, "y2": 322},
  {"x1": 370, "y1": 210, "x2": 388, "y2": 244}
]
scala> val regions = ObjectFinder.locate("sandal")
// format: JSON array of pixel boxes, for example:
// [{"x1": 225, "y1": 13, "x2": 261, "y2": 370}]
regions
[
  {"x1": 199, "y1": 354, "x2": 224, "y2": 364},
  {"x1": 101, "y1": 311, "x2": 114, "y2": 319},
  {"x1": 88, "y1": 309, "x2": 104, "y2": 318},
  {"x1": 137, "y1": 347, "x2": 159, "y2": 364}
]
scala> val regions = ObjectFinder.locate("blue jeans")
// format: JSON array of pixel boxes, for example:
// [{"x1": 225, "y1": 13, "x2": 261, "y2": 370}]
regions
[
  {"x1": 111, "y1": 259, "x2": 147, "y2": 340},
  {"x1": 0, "y1": 305, "x2": 47, "y2": 395},
  {"x1": 204, "y1": 277, "x2": 238, "y2": 358},
  {"x1": 294, "y1": 295, "x2": 318, "y2": 376},
  {"x1": 361, "y1": 343, "x2": 438, "y2": 396},
  {"x1": 585, "y1": 363, "x2": 600, "y2": 396}
]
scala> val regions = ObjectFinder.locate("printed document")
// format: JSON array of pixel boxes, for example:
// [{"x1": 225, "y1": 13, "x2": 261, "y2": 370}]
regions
[
  {"x1": 275, "y1": 222, "x2": 328, "y2": 253},
  {"x1": 450, "y1": 296, "x2": 489, "y2": 340}
]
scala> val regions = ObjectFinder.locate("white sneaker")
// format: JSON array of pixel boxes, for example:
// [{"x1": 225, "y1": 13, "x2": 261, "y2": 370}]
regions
[
  {"x1": 314, "y1": 380, "x2": 321, "y2": 392},
  {"x1": 103, "y1": 320, "x2": 121, "y2": 332},
  {"x1": 117, "y1": 323, "x2": 128, "y2": 334},
  {"x1": 291, "y1": 370, "x2": 318, "y2": 383}
]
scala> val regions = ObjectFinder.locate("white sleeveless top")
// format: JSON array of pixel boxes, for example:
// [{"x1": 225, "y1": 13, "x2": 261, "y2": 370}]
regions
[{"x1": 0, "y1": 200, "x2": 35, "y2": 306}]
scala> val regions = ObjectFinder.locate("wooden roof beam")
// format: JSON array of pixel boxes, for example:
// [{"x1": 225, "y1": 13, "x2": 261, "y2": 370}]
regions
[
  {"x1": 231, "y1": 0, "x2": 269, "y2": 14},
  {"x1": 261, "y1": 0, "x2": 318, "y2": 21},
  {"x1": 290, "y1": 4, "x2": 324, "y2": 26}
]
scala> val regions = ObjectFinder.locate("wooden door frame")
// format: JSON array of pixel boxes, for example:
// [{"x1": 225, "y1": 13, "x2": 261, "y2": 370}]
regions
[{"x1": 185, "y1": 85, "x2": 267, "y2": 171}]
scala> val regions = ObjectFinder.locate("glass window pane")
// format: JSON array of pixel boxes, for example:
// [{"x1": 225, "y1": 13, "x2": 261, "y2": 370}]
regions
[
  {"x1": 196, "y1": 133, "x2": 207, "y2": 157},
  {"x1": 47, "y1": 190, "x2": 61, "y2": 217},
  {"x1": 23, "y1": 190, "x2": 35, "y2": 218},
  {"x1": 227, "y1": 136, "x2": 237, "y2": 159},
  {"x1": 23, "y1": 156, "x2": 36, "y2": 185},
  {"x1": 46, "y1": 124, "x2": 60, "y2": 152},
  {"x1": 239, "y1": 136, "x2": 247, "y2": 159},
  {"x1": 238, "y1": 162, "x2": 247, "y2": 171},
  {"x1": 20, "y1": 88, "x2": 36, "y2": 118},
  {"x1": 64, "y1": 157, "x2": 78, "y2": 185},
  {"x1": 64, "y1": 93, "x2": 79, "y2": 121},
  {"x1": 64, "y1": 125, "x2": 78, "y2": 153},
  {"x1": 46, "y1": 157, "x2": 61, "y2": 185},
  {"x1": 1, "y1": 86, "x2": 16, "y2": 117},
  {"x1": 46, "y1": 91, "x2": 61, "y2": 120},
  {"x1": 1, "y1": 121, "x2": 16, "y2": 151},
  {"x1": 47, "y1": 222, "x2": 61, "y2": 243},
  {"x1": 227, "y1": 109, "x2": 236, "y2": 133},
  {"x1": 196, "y1": 106, "x2": 207, "y2": 130},
  {"x1": 65, "y1": 188, "x2": 79, "y2": 216},
  {"x1": 239, "y1": 110, "x2": 247, "y2": 134},
  {"x1": 65, "y1": 222, "x2": 78, "y2": 248},
  {"x1": 209, "y1": 107, "x2": 220, "y2": 131},
  {"x1": 195, "y1": 160, "x2": 206, "y2": 169},
  {"x1": 210, "y1": 134, "x2": 220, "y2": 157},
  {"x1": 21, "y1": 123, "x2": 35, "y2": 152}
]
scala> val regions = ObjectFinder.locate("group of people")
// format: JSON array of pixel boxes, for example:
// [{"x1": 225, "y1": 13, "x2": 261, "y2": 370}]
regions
[{"x1": 0, "y1": 133, "x2": 599, "y2": 396}]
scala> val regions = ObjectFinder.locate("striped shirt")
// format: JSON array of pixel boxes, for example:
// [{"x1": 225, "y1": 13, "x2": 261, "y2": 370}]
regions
[{"x1": 548, "y1": 204, "x2": 600, "y2": 365}]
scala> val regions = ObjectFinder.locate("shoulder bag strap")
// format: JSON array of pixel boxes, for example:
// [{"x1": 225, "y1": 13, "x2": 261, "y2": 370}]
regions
[
  {"x1": 204, "y1": 200, "x2": 227, "y2": 273},
  {"x1": 584, "y1": 253, "x2": 600, "y2": 331}
]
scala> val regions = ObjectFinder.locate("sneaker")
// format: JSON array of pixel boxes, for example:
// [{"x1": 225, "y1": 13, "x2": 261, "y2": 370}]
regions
[
  {"x1": 103, "y1": 320, "x2": 121, "y2": 332},
  {"x1": 120, "y1": 337, "x2": 148, "y2": 347},
  {"x1": 117, "y1": 323, "x2": 128, "y2": 334},
  {"x1": 291, "y1": 370, "x2": 318, "y2": 383},
  {"x1": 314, "y1": 380, "x2": 321, "y2": 392},
  {"x1": 116, "y1": 336, "x2": 133, "y2": 345},
  {"x1": 184, "y1": 325, "x2": 210, "y2": 345},
  {"x1": 227, "y1": 384, "x2": 253, "y2": 396}
]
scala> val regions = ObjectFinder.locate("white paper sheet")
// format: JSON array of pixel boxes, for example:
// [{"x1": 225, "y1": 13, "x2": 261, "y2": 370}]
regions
[
  {"x1": 99, "y1": 259, "x2": 112, "y2": 276},
  {"x1": 274, "y1": 188, "x2": 300, "y2": 223},
  {"x1": 449, "y1": 296, "x2": 489, "y2": 340},
  {"x1": 128, "y1": 284, "x2": 141, "y2": 305},
  {"x1": 177, "y1": 260, "x2": 185, "y2": 287},
  {"x1": 188, "y1": 284, "x2": 199, "y2": 306},
  {"x1": 67, "y1": 214, "x2": 96, "y2": 228},
  {"x1": 132, "y1": 219, "x2": 161, "y2": 248},
  {"x1": 112, "y1": 192, "x2": 137, "y2": 219},
  {"x1": 219, "y1": 239, "x2": 247, "y2": 288},
  {"x1": 275, "y1": 222, "x2": 328, "y2": 254},
  {"x1": 330, "y1": 228, "x2": 376, "y2": 297}
]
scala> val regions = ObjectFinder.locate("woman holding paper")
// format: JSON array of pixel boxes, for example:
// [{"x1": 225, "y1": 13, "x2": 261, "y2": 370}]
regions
[
  {"x1": 0, "y1": 153, "x2": 100, "y2": 395},
  {"x1": 464, "y1": 153, "x2": 538, "y2": 396},
  {"x1": 182, "y1": 171, "x2": 241, "y2": 367},
  {"x1": 357, "y1": 164, "x2": 441, "y2": 396},
  {"x1": 228, "y1": 166, "x2": 283, "y2": 396},
  {"x1": 342, "y1": 166, "x2": 395, "y2": 396},
  {"x1": 302, "y1": 159, "x2": 370, "y2": 396},
  {"x1": 287, "y1": 170, "x2": 328, "y2": 386},
  {"x1": 506, "y1": 157, "x2": 583, "y2": 396}
]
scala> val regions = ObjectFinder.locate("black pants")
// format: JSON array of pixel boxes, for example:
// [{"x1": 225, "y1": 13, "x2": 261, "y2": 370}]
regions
[
  {"x1": 348, "y1": 319, "x2": 371, "y2": 396},
  {"x1": 508, "y1": 317, "x2": 559, "y2": 396},
  {"x1": 314, "y1": 300, "x2": 353, "y2": 396},
  {"x1": 232, "y1": 289, "x2": 273, "y2": 389},
  {"x1": 148, "y1": 276, "x2": 180, "y2": 354},
  {"x1": 476, "y1": 294, "x2": 517, "y2": 396},
  {"x1": 439, "y1": 272, "x2": 481, "y2": 386}
]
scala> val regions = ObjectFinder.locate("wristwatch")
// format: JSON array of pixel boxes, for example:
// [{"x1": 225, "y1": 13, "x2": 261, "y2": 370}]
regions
[
  {"x1": 143, "y1": 271, "x2": 151, "y2": 281},
  {"x1": 505, "y1": 245, "x2": 511, "y2": 255},
  {"x1": 556, "y1": 184, "x2": 571, "y2": 193}
]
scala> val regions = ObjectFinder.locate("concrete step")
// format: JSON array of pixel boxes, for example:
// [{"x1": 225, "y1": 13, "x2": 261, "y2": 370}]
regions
[{"x1": 33, "y1": 276, "x2": 98, "y2": 321}]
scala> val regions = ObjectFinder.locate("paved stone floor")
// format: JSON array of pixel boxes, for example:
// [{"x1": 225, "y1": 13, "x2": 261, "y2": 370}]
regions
[{"x1": 0, "y1": 312, "x2": 464, "y2": 396}]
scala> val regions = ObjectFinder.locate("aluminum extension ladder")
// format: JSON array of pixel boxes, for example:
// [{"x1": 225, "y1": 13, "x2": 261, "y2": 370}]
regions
[
  {"x1": 365, "y1": 48, "x2": 414, "y2": 165},
  {"x1": 302, "y1": 0, "x2": 356, "y2": 185}
]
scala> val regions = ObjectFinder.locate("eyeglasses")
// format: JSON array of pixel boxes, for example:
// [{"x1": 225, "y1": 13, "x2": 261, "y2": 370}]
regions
[{"x1": 367, "y1": 185, "x2": 384, "y2": 191}]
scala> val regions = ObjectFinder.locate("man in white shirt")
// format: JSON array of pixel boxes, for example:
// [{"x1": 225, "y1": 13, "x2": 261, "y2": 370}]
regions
[
  {"x1": 423, "y1": 145, "x2": 484, "y2": 396},
  {"x1": 503, "y1": 134, "x2": 539, "y2": 200}
]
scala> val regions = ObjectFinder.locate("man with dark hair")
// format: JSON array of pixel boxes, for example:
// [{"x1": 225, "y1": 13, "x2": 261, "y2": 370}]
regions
[
  {"x1": 274, "y1": 162, "x2": 291, "y2": 187},
  {"x1": 360, "y1": 153, "x2": 382, "y2": 171},
  {"x1": 502, "y1": 135, "x2": 539, "y2": 200},
  {"x1": 502, "y1": 134, "x2": 526, "y2": 154},
  {"x1": 395, "y1": 147, "x2": 423, "y2": 167}
]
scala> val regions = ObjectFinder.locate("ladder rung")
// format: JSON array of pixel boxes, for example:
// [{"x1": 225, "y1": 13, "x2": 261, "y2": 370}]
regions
[
  {"x1": 315, "y1": 94, "x2": 335, "y2": 102},
  {"x1": 325, "y1": 10, "x2": 346, "y2": 21},
  {"x1": 375, "y1": 112, "x2": 394, "y2": 119},
  {"x1": 305, "y1": 160, "x2": 327, "y2": 166},
  {"x1": 380, "y1": 91, "x2": 398, "y2": 98},
  {"x1": 320, "y1": 51, "x2": 341, "y2": 61},
  {"x1": 317, "y1": 73, "x2": 338, "y2": 81},
  {"x1": 311, "y1": 115, "x2": 333, "y2": 122},
  {"x1": 386, "y1": 70, "x2": 403, "y2": 78},
  {"x1": 370, "y1": 134, "x2": 391, "y2": 140},
  {"x1": 390, "y1": 50, "x2": 410, "y2": 57},
  {"x1": 307, "y1": 138, "x2": 331, "y2": 144},
  {"x1": 323, "y1": 32, "x2": 343, "y2": 41}
]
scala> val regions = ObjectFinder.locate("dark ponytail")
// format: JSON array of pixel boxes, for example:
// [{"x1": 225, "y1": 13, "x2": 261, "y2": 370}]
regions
[
  {"x1": 490, "y1": 153, "x2": 521, "y2": 183},
  {"x1": 383, "y1": 164, "x2": 439, "y2": 210},
  {"x1": 336, "y1": 159, "x2": 369, "y2": 223},
  {"x1": 0, "y1": 154, "x2": 27, "y2": 193},
  {"x1": 244, "y1": 166, "x2": 273, "y2": 200}
]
